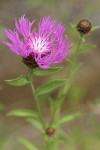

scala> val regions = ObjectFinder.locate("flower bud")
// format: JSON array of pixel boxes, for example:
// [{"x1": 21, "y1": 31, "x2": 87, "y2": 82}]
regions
[
  {"x1": 77, "y1": 19, "x2": 92, "y2": 35},
  {"x1": 46, "y1": 127, "x2": 55, "y2": 136},
  {"x1": 22, "y1": 53, "x2": 38, "y2": 68}
]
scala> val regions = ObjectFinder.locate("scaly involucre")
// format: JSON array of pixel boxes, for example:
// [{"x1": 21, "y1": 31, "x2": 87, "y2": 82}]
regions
[{"x1": 4, "y1": 15, "x2": 72, "y2": 69}]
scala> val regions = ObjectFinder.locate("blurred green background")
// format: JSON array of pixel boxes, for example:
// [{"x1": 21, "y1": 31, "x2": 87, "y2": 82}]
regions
[{"x1": 0, "y1": 0, "x2": 100, "y2": 149}]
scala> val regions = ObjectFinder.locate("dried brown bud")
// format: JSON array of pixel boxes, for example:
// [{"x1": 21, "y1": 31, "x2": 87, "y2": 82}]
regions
[
  {"x1": 22, "y1": 53, "x2": 38, "y2": 68},
  {"x1": 77, "y1": 19, "x2": 92, "y2": 35},
  {"x1": 46, "y1": 127, "x2": 55, "y2": 136}
]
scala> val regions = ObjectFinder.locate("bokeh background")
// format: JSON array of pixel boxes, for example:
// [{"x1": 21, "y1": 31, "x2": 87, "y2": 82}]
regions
[{"x1": 0, "y1": 0, "x2": 100, "y2": 150}]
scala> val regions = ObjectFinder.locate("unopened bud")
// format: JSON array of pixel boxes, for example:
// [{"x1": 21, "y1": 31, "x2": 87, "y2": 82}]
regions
[
  {"x1": 77, "y1": 19, "x2": 92, "y2": 35},
  {"x1": 46, "y1": 127, "x2": 55, "y2": 136}
]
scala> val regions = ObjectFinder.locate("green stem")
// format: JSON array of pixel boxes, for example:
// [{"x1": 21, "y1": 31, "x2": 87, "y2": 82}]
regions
[
  {"x1": 62, "y1": 34, "x2": 83, "y2": 96},
  {"x1": 47, "y1": 142, "x2": 58, "y2": 150},
  {"x1": 74, "y1": 34, "x2": 83, "y2": 60},
  {"x1": 28, "y1": 68, "x2": 45, "y2": 130},
  {"x1": 49, "y1": 34, "x2": 83, "y2": 128}
]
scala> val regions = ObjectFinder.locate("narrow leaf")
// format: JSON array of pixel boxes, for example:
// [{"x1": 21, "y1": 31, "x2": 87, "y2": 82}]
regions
[
  {"x1": 27, "y1": 118, "x2": 43, "y2": 131},
  {"x1": 69, "y1": 63, "x2": 82, "y2": 77},
  {"x1": 58, "y1": 130, "x2": 73, "y2": 144},
  {"x1": 33, "y1": 67, "x2": 62, "y2": 76},
  {"x1": 69, "y1": 23, "x2": 78, "y2": 35},
  {"x1": 70, "y1": 23, "x2": 76, "y2": 29},
  {"x1": 48, "y1": 97, "x2": 56, "y2": 114},
  {"x1": 36, "y1": 79, "x2": 66, "y2": 95},
  {"x1": 66, "y1": 59, "x2": 73, "y2": 66},
  {"x1": 79, "y1": 43, "x2": 96, "y2": 51},
  {"x1": 7, "y1": 109, "x2": 38, "y2": 118},
  {"x1": 19, "y1": 138, "x2": 38, "y2": 150},
  {"x1": 53, "y1": 112, "x2": 81, "y2": 128},
  {"x1": 91, "y1": 26, "x2": 100, "y2": 31},
  {"x1": 5, "y1": 75, "x2": 29, "y2": 86}
]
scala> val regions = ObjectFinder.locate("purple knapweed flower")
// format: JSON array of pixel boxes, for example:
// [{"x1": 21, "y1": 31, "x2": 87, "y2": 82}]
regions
[{"x1": 3, "y1": 15, "x2": 72, "y2": 69}]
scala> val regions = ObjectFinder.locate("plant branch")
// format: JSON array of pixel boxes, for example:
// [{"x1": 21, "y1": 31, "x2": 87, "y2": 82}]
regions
[{"x1": 28, "y1": 68, "x2": 45, "y2": 131}]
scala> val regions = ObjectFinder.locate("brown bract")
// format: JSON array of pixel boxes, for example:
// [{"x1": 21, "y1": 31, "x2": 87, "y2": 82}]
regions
[
  {"x1": 46, "y1": 127, "x2": 55, "y2": 136},
  {"x1": 77, "y1": 19, "x2": 92, "y2": 35},
  {"x1": 22, "y1": 53, "x2": 38, "y2": 68}
]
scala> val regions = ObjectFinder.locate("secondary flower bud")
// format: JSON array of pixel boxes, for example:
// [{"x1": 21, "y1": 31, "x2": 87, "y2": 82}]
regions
[
  {"x1": 22, "y1": 53, "x2": 38, "y2": 68},
  {"x1": 46, "y1": 127, "x2": 55, "y2": 136},
  {"x1": 77, "y1": 19, "x2": 92, "y2": 34}
]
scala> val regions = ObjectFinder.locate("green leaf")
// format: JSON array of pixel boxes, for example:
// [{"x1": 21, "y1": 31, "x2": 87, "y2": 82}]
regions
[
  {"x1": 32, "y1": 67, "x2": 62, "y2": 76},
  {"x1": 53, "y1": 112, "x2": 81, "y2": 128},
  {"x1": 69, "y1": 23, "x2": 78, "y2": 35},
  {"x1": 91, "y1": 26, "x2": 100, "y2": 31},
  {"x1": 48, "y1": 97, "x2": 56, "y2": 114},
  {"x1": 69, "y1": 23, "x2": 76, "y2": 29},
  {"x1": 7, "y1": 109, "x2": 38, "y2": 118},
  {"x1": 57, "y1": 129, "x2": 73, "y2": 144},
  {"x1": 36, "y1": 79, "x2": 66, "y2": 95},
  {"x1": 27, "y1": 118, "x2": 43, "y2": 131},
  {"x1": 19, "y1": 138, "x2": 38, "y2": 150},
  {"x1": 66, "y1": 59, "x2": 74, "y2": 66},
  {"x1": 79, "y1": 43, "x2": 96, "y2": 51},
  {"x1": 69, "y1": 63, "x2": 82, "y2": 77},
  {"x1": 5, "y1": 75, "x2": 29, "y2": 86}
]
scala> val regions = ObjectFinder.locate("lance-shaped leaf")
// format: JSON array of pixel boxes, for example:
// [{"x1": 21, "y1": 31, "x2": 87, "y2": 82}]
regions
[
  {"x1": 27, "y1": 118, "x2": 43, "y2": 131},
  {"x1": 32, "y1": 67, "x2": 62, "y2": 76},
  {"x1": 5, "y1": 75, "x2": 29, "y2": 86},
  {"x1": 91, "y1": 25, "x2": 100, "y2": 31},
  {"x1": 68, "y1": 23, "x2": 78, "y2": 36},
  {"x1": 57, "y1": 129, "x2": 73, "y2": 144},
  {"x1": 7, "y1": 109, "x2": 38, "y2": 118},
  {"x1": 53, "y1": 112, "x2": 81, "y2": 128},
  {"x1": 19, "y1": 138, "x2": 38, "y2": 150},
  {"x1": 69, "y1": 63, "x2": 82, "y2": 77},
  {"x1": 79, "y1": 43, "x2": 96, "y2": 51},
  {"x1": 48, "y1": 97, "x2": 56, "y2": 114},
  {"x1": 66, "y1": 59, "x2": 74, "y2": 66},
  {"x1": 36, "y1": 79, "x2": 66, "y2": 95}
]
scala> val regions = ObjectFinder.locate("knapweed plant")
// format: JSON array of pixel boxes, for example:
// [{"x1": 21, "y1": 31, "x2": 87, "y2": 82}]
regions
[{"x1": 3, "y1": 16, "x2": 100, "y2": 150}]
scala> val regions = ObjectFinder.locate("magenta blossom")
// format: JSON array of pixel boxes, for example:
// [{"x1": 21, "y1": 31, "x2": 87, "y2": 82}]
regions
[{"x1": 3, "y1": 15, "x2": 72, "y2": 69}]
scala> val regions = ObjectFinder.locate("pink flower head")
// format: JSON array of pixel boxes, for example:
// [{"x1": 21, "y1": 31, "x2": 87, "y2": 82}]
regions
[{"x1": 3, "y1": 15, "x2": 72, "y2": 69}]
